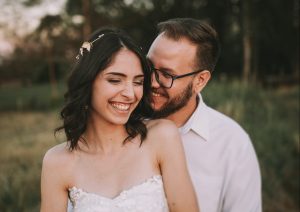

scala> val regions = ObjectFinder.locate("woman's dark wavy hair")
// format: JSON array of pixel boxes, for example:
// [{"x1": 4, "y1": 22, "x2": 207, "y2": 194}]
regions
[{"x1": 56, "y1": 28, "x2": 152, "y2": 150}]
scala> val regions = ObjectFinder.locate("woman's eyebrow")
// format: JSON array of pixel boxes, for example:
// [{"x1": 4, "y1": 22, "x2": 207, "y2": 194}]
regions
[
  {"x1": 105, "y1": 72, "x2": 126, "y2": 77},
  {"x1": 105, "y1": 72, "x2": 144, "y2": 78},
  {"x1": 134, "y1": 74, "x2": 144, "y2": 78}
]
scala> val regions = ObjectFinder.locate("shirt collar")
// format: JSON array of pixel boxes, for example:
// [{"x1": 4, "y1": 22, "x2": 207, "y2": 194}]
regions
[{"x1": 178, "y1": 94, "x2": 210, "y2": 141}]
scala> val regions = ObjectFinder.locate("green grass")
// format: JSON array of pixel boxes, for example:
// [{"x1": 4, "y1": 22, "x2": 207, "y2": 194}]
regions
[
  {"x1": 0, "y1": 80, "x2": 299, "y2": 211},
  {"x1": 0, "y1": 111, "x2": 62, "y2": 212},
  {"x1": 0, "y1": 82, "x2": 65, "y2": 111}
]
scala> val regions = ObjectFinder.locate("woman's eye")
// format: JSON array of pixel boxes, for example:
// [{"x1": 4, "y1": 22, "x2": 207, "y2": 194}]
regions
[
  {"x1": 133, "y1": 80, "x2": 144, "y2": 86},
  {"x1": 107, "y1": 79, "x2": 121, "y2": 84}
]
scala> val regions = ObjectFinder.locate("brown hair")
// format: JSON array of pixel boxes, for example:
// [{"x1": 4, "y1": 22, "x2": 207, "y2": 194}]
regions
[{"x1": 157, "y1": 18, "x2": 220, "y2": 72}]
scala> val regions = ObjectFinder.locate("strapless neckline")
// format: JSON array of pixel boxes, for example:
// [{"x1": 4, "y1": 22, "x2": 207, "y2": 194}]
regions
[
  {"x1": 68, "y1": 175, "x2": 163, "y2": 201},
  {"x1": 67, "y1": 175, "x2": 169, "y2": 211}
]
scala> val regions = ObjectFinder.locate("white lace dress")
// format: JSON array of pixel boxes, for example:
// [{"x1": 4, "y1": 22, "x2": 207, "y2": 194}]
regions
[{"x1": 67, "y1": 175, "x2": 169, "y2": 212}]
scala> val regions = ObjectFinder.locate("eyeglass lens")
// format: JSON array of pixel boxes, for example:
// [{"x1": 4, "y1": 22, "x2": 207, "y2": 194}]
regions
[{"x1": 154, "y1": 70, "x2": 172, "y2": 88}]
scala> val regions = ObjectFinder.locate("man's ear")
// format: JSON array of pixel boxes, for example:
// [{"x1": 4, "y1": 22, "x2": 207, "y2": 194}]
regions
[{"x1": 193, "y1": 70, "x2": 211, "y2": 93}]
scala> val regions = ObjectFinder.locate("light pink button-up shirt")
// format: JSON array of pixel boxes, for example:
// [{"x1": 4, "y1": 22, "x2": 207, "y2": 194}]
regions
[{"x1": 179, "y1": 95, "x2": 262, "y2": 212}]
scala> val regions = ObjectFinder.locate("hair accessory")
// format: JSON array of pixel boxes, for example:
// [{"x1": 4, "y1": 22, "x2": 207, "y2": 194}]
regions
[{"x1": 76, "y1": 33, "x2": 105, "y2": 59}]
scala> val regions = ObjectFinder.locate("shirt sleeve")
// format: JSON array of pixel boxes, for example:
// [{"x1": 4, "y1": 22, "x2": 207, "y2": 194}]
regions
[{"x1": 223, "y1": 133, "x2": 262, "y2": 212}]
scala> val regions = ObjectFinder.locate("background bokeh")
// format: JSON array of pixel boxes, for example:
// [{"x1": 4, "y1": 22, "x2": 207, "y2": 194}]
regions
[{"x1": 0, "y1": 0, "x2": 299, "y2": 211}]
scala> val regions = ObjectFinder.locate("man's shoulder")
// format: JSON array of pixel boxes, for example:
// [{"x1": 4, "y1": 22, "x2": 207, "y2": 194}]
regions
[
  {"x1": 191, "y1": 103, "x2": 258, "y2": 161},
  {"x1": 196, "y1": 103, "x2": 250, "y2": 142}
]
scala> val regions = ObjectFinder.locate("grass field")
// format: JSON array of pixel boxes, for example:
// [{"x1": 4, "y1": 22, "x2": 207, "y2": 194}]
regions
[
  {"x1": 0, "y1": 111, "x2": 61, "y2": 212},
  {"x1": 0, "y1": 80, "x2": 299, "y2": 211}
]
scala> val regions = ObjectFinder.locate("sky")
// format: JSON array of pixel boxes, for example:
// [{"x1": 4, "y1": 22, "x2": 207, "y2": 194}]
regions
[{"x1": 0, "y1": 0, "x2": 66, "y2": 57}]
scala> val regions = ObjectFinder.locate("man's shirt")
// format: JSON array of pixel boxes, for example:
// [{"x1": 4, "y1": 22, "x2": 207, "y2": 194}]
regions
[{"x1": 179, "y1": 95, "x2": 262, "y2": 212}]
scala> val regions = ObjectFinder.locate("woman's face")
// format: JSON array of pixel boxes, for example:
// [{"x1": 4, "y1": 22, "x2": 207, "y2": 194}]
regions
[{"x1": 90, "y1": 48, "x2": 144, "y2": 125}]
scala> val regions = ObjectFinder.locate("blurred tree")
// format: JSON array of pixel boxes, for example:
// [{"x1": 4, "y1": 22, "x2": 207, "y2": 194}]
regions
[
  {"x1": 21, "y1": 0, "x2": 42, "y2": 7},
  {"x1": 0, "y1": 14, "x2": 79, "y2": 87},
  {"x1": 37, "y1": 15, "x2": 64, "y2": 98},
  {"x1": 250, "y1": 0, "x2": 299, "y2": 85},
  {"x1": 241, "y1": 0, "x2": 252, "y2": 84},
  {"x1": 1, "y1": 0, "x2": 298, "y2": 86},
  {"x1": 82, "y1": 0, "x2": 92, "y2": 39},
  {"x1": 32, "y1": 14, "x2": 81, "y2": 87}
]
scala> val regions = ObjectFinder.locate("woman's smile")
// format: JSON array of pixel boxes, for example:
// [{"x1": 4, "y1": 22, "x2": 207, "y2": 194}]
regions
[{"x1": 109, "y1": 101, "x2": 132, "y2": 112}]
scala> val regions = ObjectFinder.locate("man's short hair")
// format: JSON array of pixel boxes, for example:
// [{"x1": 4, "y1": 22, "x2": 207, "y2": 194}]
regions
[{"x1": 157, "y1": 18, "x2": 220, "y2": 72}]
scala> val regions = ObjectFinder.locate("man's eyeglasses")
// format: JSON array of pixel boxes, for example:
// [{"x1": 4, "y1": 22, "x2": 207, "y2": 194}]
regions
[{"x1": 152, "y1": 68, "x2": 204, "y2": 89}]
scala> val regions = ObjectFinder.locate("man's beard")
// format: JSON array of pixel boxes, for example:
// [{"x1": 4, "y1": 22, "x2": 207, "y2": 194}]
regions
[{"x1": 151, "y1": 82, "x2": 193, "y2": 119}]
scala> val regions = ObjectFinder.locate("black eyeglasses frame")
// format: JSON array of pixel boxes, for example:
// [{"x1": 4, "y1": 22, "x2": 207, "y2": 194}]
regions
[{"x1": 152, "y1": 68, "x2": 205, "y2": 88}]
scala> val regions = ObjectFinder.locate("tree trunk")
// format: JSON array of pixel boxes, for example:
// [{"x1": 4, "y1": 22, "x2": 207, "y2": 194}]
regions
[
  {"x1": 47, "y1": 46, "x2": 58, "y2": 99},
  {"x1": 293, "y1": 0, "x2": 299, "y2": 78},
  {"x1": 242, "y1": 34, "x2": 251, "y2": 84},
  {"x1": 241, "y1": 0, "x2": 252, "y2": 84},
  {"x1": 82, "y1": 0, "x2": 92, "y2": 39}
]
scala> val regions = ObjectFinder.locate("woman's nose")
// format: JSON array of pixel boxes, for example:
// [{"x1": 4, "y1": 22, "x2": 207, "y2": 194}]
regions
[{"x1": 121, "y1": 83, "x2": 135, "y2": 99}]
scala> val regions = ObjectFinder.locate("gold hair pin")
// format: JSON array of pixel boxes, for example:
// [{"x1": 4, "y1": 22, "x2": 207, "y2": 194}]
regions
[{"x1": 76, "y1": 33, "x2": 105, "y2": 60}]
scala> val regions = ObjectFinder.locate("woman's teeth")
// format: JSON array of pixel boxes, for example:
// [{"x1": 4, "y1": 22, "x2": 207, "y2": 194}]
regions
[{"x1": 111, "y1": 103, "x2": 130, "y2": 111}]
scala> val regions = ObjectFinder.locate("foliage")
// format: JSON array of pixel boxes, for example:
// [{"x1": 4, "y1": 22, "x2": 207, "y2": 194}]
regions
[
  {"x1": 0, "y1": 111, "x2": 60, "y2": 212},
  {"x1": 1, "y1": 0, "x2": 298, "y2": 84},
  {"x1": 0, "y1": 82, "x2": 65, "y2": 111},
  {"x1": 63, "y1": 0, "x2": 299, "y2": 79}
]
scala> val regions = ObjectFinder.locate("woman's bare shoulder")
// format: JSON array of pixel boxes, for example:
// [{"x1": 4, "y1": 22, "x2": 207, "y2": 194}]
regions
[
  {"x1": 146, "y1": 119, "x2": 179, "y2": 136},
  {"x1": 41, "y1": 143, "x2": 76, "y2": 202},
  {"x1": 42, "y1": 142, "x2": 74, "y2": 170},
  {"x1": 145, "y1": 119, "x2": 181, "y2": 147},
  {"x1": 146, "y1": 119, "x2": 177, "y2": 130}
]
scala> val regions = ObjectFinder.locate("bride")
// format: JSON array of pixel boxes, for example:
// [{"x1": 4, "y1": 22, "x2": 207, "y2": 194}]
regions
[{"x1": 40, "y1": 27, "x2": 199, "y2": 212}]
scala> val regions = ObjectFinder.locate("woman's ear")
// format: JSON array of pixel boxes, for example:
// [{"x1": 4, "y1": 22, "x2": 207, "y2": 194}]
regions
[{"x1": 193, "y1": 70, "x2": 211, "y2": 93}]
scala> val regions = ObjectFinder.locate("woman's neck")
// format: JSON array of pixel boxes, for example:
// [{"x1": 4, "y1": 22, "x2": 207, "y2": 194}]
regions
[{"x1": 82, "y1": 116, "x2": 128, "y2": 154}]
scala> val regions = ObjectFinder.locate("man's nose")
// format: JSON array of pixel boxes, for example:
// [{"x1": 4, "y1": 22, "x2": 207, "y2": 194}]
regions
[{"x1": 151, "y1": 71, "x2": 160, "y2": 88}]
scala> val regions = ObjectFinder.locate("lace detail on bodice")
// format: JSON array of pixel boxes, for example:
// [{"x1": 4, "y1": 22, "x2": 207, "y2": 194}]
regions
[{"x1": 67, "y1": 175, "x2": 169, "y2": 212}]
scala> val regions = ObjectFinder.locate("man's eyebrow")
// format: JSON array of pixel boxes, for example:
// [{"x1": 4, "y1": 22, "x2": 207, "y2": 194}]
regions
[
  {"x1": 146, "y1": 58, "x2": 175, "y2": 74},
  {"x1": 158, "y1": 67, "x2": 175, "y2": 74}
]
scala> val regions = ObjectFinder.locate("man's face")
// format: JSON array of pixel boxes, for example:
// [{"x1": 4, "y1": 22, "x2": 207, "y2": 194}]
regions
[{"x1": 147, "y1": 33, "x2": 198, "y2": 118}]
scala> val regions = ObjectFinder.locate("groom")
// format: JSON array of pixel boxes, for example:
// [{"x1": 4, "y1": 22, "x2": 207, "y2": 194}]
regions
[{"x1": 147, "y1": 18, "x2": 262, "y2": 212}]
